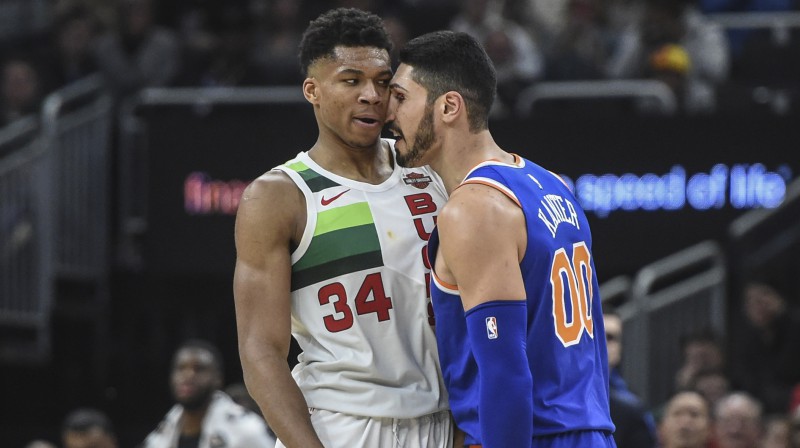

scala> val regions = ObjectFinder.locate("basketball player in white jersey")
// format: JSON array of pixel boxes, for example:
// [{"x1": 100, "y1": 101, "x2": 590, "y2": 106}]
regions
[{"x1": 233, "y1": 8, "x2": 452, "y2": 448}]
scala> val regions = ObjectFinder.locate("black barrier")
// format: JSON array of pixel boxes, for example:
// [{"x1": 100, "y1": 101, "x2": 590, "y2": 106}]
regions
[{"x1": 128, "y1": 102, "x2": 799, "y2": 280}]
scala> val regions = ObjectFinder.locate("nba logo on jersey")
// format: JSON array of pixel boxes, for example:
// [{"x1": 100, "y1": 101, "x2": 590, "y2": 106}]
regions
[{"x1": 486, "y1": 317, "x2": 498, "y2": 339}]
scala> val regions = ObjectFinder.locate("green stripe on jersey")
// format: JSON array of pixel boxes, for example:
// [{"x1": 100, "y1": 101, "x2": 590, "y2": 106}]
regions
[
  {"x1": 292, "y1": 223, "x2": 383, "y2": 290},
  {"x1": 295, "y1": 223, "x2": 381, "y2": 271},
  {"x1": 315, "y1": 202, "x2": 373, "y2": 236},
  {"x1": 284, "y1": 160, "x2": 339, "y2": 192},
  {"x1": 292, "y1": 250, "x2": 383, "y2": 291}
]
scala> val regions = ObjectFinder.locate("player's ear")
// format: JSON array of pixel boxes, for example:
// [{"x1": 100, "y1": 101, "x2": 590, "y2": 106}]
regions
[
  {"x1": 303, "y1": 78, "x2": 319, "y2": 104},
  {"x1": 441, "y1": 91, "x2": 463, "y2": 125}
]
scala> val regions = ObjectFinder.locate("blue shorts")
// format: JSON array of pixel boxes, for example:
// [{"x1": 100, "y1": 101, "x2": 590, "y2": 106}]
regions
[{"x1": 468, "y1": 430, "x2": 617, "y2": 448}]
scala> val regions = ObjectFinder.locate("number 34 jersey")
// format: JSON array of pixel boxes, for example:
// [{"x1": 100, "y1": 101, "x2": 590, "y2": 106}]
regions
[{"x1": 275, "y1": 145, "x2": 449, "y2": 419}]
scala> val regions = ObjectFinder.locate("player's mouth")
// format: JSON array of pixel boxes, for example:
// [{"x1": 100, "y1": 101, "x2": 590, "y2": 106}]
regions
[{"x1": 354, "y1": 114, "x2": 382, "y2": 128}]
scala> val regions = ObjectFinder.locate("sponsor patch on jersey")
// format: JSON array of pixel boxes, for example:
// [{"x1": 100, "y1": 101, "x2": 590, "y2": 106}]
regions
[
  {"x1": 486, "y1": 316, "x2": 498, "y2": 339},
  {"x1": 403, "y1": 172, "x2": 432, "y2": 189}
]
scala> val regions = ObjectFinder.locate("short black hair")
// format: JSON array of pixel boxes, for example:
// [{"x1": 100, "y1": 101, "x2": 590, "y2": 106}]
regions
[
  {"x1": 61, "y1": 408, "x2": 114, "y2": 435},
  {"x1": 298, "y1": 8, "x2": 392, "y2": 76},
  {"x1": 399, "y1": 30, "x2": 496, "y2": 132},
  {"x1": 173, "y1": 339, "x2": 224, "y2": 375}
]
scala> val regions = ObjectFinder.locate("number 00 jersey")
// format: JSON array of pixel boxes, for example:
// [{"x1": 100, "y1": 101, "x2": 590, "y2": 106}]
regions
[
  {"x1": 429, "y1": 155, "x2": 615, "y2": 443},
  {"x1": 275, "y1": 144, "x2": 449, "y2": 419}
]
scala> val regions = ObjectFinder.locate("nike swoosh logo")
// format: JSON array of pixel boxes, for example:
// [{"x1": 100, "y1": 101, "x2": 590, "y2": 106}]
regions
[{"x1": 320, "y1": 189, "x2": 351, "y2": 206}]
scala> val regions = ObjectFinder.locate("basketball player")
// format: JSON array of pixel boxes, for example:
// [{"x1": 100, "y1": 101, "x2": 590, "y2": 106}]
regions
[
  {"x1": 233, "y1": 8, "x2": 451, "y2": 448},
  {"x1": 386, "y1": 30, "x2": 616, "y2": 447}
]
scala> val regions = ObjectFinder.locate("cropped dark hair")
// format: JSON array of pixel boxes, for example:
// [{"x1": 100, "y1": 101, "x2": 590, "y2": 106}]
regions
[
  {"x1": 298, "y1": 8, "x2": 392, "y2": 76},
  {"x1": 399, "y1": 31, "x2": 496, "y2": 132},
  {"x1": 62, "y1": 408, "x2": 114, "y2": 435},
  {"x1": 173, "y1": 338, "x2": 224, "y2": 375}
]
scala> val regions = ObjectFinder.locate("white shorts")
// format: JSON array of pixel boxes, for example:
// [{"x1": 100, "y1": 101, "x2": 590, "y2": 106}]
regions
[{"x1": 275, "y1": 409, "x2": 453, "y2": 448}]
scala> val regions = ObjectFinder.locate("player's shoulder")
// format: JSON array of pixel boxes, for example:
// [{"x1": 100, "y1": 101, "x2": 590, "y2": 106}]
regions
[
  {"x1": 236, "y1": 169, "x2": 304, "y2": 223},
  {"x1": 440, "y1": 183, "x2": 521, "y2": 233},
  {"x1": 242, "y1": 168, "x2": 297, "y2": 202}
]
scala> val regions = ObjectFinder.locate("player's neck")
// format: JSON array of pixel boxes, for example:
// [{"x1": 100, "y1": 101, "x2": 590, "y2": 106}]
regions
[
  {"x1": 434, "y1": 130, "x2": 508, "y2": 193},
  {"x1": 308, "y1": 137, "x2": 393, "y2": 184}
]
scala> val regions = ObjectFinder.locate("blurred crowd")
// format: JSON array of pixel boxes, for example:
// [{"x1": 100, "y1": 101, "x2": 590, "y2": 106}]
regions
[
  {"x1": 1, "y1": 0, "x2": 800, "y2": 128},
  {"x1": 4, "y1": 0, "x2": 800, "y2": 446},
  {"x1": 603, "y1": 279, "x2": 800, "y2": 448},
  {"x1": 22, "y1": 279, "x2": 800, "y2": 447}
]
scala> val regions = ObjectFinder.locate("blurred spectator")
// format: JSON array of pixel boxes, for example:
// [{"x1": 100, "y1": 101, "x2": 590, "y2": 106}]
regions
[
  {"x1": 675, "y1": 328, "x2": 726, "y2": 393},
  {"x1": 383, "y1": 12, "x2": 411, "y2": 67},
  {"x1": 698, "y1": 0, "x2": 795, "y2": 58},
  {"x1": 250, "y1": 0, "x2": 305, "y2": 85},
  {"x1": 93, "y1": 0, "x2": 180, "y2": 98},
  {"x1": 0, "y1": 56, "x2": 43, "y2": 127},
  {"x1": 792, "y1": 384, "x2": 800, "y2": 415},
  {"x1": 714, "y1": 392, "x2": 764, "y2": 448},
  {"x1": 225, "y1": 382, "x2": 278, "y2": 441},
  {"x1": 762, "y1": 414, "x2": 790, "y2": 448},
  {"x1": 74, "y1": 0, "x2": 116, "y2": 31},
  {"x1": 604, "y1": 308, "x2": 658, "y2": 448},
  {"x1": 451, "y1": 0, "x2": 544, "y2": 115},
  {"x1": 791, "y1": 407, "x2": 800, "y2": 448},
  {"x1": 142, "y1": 339, "x2": 275, "y2": 447},
  {"x1": 545, "y1": 0, "x2": 621, "y2": 81},
  {"x1": 224, "y1": 382, "x2": 261, "y2": 416},
  {"x1": 658, "y1": 390, "x2": 714, "y2": 448},
  {"x1": 24, "y1": 441, "x2": 57, "y2": 448},
  {"x1": 688, "y1": 368, "x2": 732, "y2": 412},
  {"x1": 700, "y1": 0, "x2": 794, "y2": 12},
  {"x1": 170, "y1": 0, "x2": 216, "y2": 83},
  {"x1": 525, "y1": 0, "x2": 570, "y2": 42},
  {"x1": 61, "y1": 407, "x2": 118, "y2": 448},
  {"x1": 193, "y1": 5, "x2": 267, "y2": 87},
  {"x1": 607, "y1": 0, "x2": 730, "y2": 114},
  {"x1": 605, "y1": 0, "x2": 644, "y2": 33},
  {"x1": 731, "y1": 282, "x2": 800, "y2": 414},
  {"x1": 43, "y1": 1, "x2": 100, "y2": 92}
]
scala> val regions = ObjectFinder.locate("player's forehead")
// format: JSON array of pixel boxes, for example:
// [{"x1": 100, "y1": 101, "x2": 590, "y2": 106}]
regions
[
  {"x1": 313, "y1": 45, "x2": 391, "y2": 77},
  {"x1": 390, "y1": 64, "x2": 426, "y2": 95}
]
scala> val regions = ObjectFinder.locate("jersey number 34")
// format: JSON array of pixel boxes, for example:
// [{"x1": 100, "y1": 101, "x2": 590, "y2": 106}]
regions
[{"x1": 318, "y1": 272, "x2": 392, "y2": 333}]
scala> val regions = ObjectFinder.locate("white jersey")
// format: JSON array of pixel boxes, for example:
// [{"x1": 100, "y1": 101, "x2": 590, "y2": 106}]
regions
[
  {"x1": 142, "y1": 391, "x2": 276, "y2": 448},
  {"x1": 275, "y1": 142, "x2": 449, "y2": 418}
]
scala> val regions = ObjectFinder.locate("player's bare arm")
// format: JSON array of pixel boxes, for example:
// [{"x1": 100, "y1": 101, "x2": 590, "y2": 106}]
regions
[
  {"x1": 436, "y1": 183, "x2": 527, "y2": 310},
  {"x1": 233, "y1": 171, "x2": 324, "y2": 448},
  {"x1": 436, "y1": 182, "x2": 534, "y2": 447}
]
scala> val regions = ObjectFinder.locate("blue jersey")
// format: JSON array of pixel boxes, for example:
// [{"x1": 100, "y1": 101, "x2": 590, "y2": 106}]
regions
[{"x1": 430, "y1": 154, "x2": 615, "y2": 445}]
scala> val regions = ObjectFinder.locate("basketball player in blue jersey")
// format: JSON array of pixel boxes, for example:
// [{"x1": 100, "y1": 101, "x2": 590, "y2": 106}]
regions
[
  {"x1": 234, "y1": 9, "x2": 451, "y2": 448},
  {"x1": 386, "y1": 31, "x2": 617, "y2": 448}
]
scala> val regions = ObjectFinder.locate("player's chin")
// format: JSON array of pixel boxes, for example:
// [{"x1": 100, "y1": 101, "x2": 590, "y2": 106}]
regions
[
  {"x1": 396, "y1": 151, "x2": 423, "y2": 168},
  {"x1": 352, "y1": 125, "x2": 383, "y2": 139},
  {"x1": 349, "y1": 134, "x2": 382, "y2": 149}
]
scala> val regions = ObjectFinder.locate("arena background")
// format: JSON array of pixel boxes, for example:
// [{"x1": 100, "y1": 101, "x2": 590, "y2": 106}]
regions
[{"x1": 1, "y1": 0, "x2": 799, "y2": 446}]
